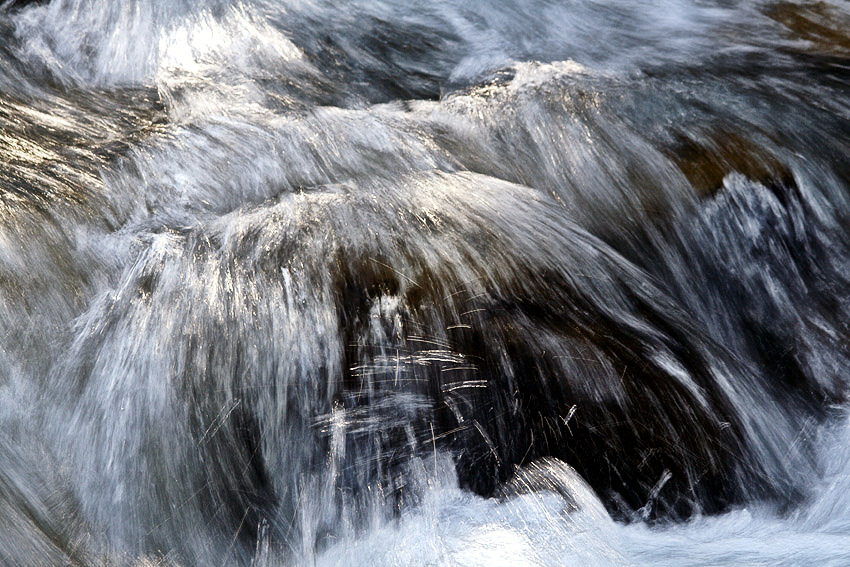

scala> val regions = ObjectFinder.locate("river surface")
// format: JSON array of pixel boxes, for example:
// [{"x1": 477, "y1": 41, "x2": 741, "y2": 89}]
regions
[{"x1": 2, "y1": 1, "x2": 850, "y2": 565}]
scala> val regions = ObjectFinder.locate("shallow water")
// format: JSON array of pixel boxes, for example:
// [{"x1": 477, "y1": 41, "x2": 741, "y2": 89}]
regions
[{"x1": 1, "y1": 1, "x2": 850, "y2": 565}]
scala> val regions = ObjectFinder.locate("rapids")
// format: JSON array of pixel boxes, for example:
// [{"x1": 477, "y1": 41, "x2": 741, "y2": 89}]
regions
[{"x1": 2, "y1": 0, "x2": 850, "y2": 565}]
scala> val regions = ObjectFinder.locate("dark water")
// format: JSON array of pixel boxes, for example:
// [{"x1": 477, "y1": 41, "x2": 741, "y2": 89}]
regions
[{"x1": 2, "y1": 1, "x2": 850, "y2": 565}]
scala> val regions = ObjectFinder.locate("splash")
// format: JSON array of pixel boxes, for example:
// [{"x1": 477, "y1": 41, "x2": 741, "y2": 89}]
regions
[{"x1": 2, "y1": 0, "x2": 850, "y2": 565}]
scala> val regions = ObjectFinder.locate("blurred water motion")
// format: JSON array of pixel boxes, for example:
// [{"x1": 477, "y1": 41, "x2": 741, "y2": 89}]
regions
[{"x1": 2, "y1": 1, "x2": 850, "y2": 565}]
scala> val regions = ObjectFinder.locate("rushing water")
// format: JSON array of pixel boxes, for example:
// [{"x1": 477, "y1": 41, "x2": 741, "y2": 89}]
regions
[{"x1": 2, "y1": 0, "x2": 850, "y2": 565}]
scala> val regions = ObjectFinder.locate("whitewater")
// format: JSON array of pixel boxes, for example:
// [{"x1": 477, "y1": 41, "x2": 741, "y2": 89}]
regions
[{"x1": 2, "y1": 1, "x2": 850, "y2": 565}]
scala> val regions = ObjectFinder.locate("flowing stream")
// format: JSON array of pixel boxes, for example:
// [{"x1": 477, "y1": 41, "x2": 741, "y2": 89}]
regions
[{"x1": 2, "y1": 1, "x2": 850, "y2": 565}]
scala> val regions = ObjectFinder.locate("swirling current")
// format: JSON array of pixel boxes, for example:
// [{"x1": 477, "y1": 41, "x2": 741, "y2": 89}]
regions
[{"x1": 2, "y1": 0, "x2": 850, "y2": 565}]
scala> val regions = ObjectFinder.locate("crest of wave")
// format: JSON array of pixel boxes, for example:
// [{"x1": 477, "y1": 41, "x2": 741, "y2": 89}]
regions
[{"x1": 10, "y1": 0, "x2": 306, "y2": 98}]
